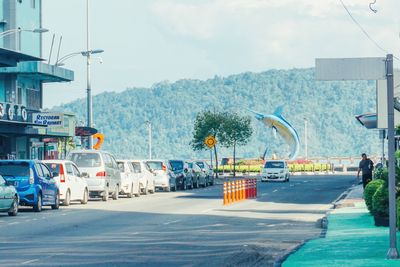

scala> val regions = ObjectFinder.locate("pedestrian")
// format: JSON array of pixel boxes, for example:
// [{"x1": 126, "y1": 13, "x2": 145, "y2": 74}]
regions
[{"x1": 357, "y1": 153, "x2": 374, "y2": 189}]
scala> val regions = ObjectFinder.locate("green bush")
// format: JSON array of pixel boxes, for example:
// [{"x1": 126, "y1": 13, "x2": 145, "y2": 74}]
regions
[
  {"x1": 372, "y1": 183, "x2": 389, "y2": 217},
  {"x1": 373, "y1": 167, "x2": 388, "y2": 181},
  {"x1": 364, "y1": 179, "x2": 385, "y2": 213},
  {"x1": 397, "y1": 197, "x2": 400, "y2": 227}
]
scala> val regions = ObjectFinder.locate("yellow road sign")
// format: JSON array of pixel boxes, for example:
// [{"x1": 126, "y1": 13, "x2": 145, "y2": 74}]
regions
[{"x1": 204, "y1": 135, "x2": 217, "y2": 148}]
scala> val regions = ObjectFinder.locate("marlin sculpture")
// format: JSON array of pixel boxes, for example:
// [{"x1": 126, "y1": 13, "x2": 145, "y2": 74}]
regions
[{"x1": 248, "y1": 107, "x2": 300, "y2": 160}]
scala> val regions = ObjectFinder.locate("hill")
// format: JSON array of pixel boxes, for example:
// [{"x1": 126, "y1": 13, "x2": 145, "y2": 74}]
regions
[{"x1": 54, "y1": 68, "x2": 380, "y2": 159}]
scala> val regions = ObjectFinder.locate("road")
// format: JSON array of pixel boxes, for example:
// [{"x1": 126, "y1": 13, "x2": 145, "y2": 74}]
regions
[{"x1": 0, "y1": 175, "x2": 356, "y2": 267}]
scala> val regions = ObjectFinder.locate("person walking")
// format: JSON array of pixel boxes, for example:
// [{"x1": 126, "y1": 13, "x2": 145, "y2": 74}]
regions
[{"x1": 357, "y1": 153, "x2": 374, "y2": 189}]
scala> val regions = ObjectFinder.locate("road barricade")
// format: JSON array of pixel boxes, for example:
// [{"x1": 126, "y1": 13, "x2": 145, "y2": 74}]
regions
[{"x1": 223, "y1": 178, "x2": 257, "y2": 205}]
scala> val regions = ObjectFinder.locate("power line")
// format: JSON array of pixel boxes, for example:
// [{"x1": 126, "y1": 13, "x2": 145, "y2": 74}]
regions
[{"x1": 338, "y1": 0, "x2": 400, "y2": 60}]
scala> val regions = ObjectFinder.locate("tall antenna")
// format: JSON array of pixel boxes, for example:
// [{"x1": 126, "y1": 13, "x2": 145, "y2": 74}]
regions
[
  {"x1": 55, "y1": 35, "x2": 63, "y2": 66},
  {"x1": 47, "y1": 33, "x2": 55, "y2": 64}
]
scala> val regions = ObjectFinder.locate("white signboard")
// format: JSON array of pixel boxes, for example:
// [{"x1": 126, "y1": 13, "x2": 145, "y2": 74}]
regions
[
  {"x1": 33, "y1": 113, "x2": 64, "y2": 127},
  {"x1": 377, "y1": 70, "x2": 400, "y2": 129},
  {"x1": 315, "y1": 57, "x2": 386, "y2": 81}
]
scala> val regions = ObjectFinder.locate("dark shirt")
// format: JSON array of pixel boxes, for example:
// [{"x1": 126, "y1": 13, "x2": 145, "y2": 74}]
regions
[{"x1": 359, "y1": 159, "x2": 374, "y2": 175}]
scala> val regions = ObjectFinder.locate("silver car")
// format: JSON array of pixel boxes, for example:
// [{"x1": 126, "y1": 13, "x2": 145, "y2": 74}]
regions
[{"x1": 67, "y1": 150, "x2": 122, "y2": 201}]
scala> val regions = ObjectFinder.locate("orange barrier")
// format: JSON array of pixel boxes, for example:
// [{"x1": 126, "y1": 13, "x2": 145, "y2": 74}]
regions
[{"x1": 223, "y1": 178, "x2": 257, "y2": 205}]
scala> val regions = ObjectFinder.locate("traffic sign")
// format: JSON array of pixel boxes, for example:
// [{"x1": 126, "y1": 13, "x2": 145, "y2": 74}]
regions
[
  {"x1": 315, "y1": 57, "x2": 386, "y2": 81},
  {"x1": 204, "y1": 135, "x2": 217, "y2": 148}
]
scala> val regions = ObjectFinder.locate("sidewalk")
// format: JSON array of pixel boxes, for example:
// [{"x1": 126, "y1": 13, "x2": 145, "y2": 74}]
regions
[{"x1": 282, "y1": 185, "x2": 400, "y2": 267}]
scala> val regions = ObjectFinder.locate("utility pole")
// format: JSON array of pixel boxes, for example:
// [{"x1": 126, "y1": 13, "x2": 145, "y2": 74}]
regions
[
  {"x1": 146, "y1": 121, "x2": 152, "y2": 159},
  {"x1": 304, "y1": 118, "x2": 308, "y2": 159},
  {"x1": 86, "y1": 0, "x2": 93, "y2": 149},
  {"x1": 386, "y1": 54, "x2": 399, "y2": 259}
]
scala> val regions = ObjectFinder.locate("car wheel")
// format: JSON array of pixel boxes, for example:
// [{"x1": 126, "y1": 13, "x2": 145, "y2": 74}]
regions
[
  {"x1": 81, "y1": 189, "x2": 89, "y2": 204},
  {"x1": 102, "y1": 187, "x2": 109, "y2": 201},
  {"x1": 113, "y1": 185, "x2": 120, "y2": 200},
  {"x1": 64, "y1": 190, "x2": 71, "y2": 206},
  {"x1": 143, "y1": 183, "x2": 149, "y2": 195},
  {"x1": 8, "y1": 196, "x2": 18, "y2": 216},
  {"x1": 127, "y1": 184, "x2": 134, "y2": 198},
  {"x1": 33, "y1": 194, "x2": 42, "y2": 212},
  {"x1": 171, "y1": 185, "x2": 176, "y2": 192},
  {"x1": 183, "y1": 181, "x2": 187, "y2": 190},
  {"x1": 51, "y1": 192, "x2": 60, "y2": 210}
]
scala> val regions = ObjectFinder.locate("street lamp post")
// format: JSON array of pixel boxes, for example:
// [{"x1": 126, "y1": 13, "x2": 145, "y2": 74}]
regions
[
  {"x1": 146, "y1": 121, "x2": 152, "y2": 159},
  {"x1": 304, "y1": 118, "x2": 308, "y2": 159}
]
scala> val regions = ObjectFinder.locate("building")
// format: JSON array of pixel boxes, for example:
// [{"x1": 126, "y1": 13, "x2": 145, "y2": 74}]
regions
[{"x1": 0, "y1": 0, "x2": 75, "y2": 159}]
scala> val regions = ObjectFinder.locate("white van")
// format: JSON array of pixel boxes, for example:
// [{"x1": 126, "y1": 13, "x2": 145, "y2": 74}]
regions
[
  {"x1": 260, "y1": 160, "x2": 290, "y2": 182},
  {"x1": 67, "y1": 150, "x2": 122, "y2": 201}
]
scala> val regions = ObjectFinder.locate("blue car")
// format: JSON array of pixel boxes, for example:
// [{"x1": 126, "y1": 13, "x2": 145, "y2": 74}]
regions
[{"x1": 0, "y1": 160, "x2": 60, "y2": 212}]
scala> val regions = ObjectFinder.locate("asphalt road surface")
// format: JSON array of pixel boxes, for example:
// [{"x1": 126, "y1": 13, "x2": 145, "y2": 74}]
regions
[{"x1": 0, "y1": 175, "x2": 356, "y2": 267}]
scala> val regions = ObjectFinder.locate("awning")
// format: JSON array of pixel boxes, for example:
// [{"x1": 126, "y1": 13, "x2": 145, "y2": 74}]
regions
[
  {"x1": 356, "y1": 113, "x2": 377, "y2": 129},
  {"x1": 0, "y1": 61, "x2": 74, "y2": 82},
  {"x1": 0, "y1": 47, "x2": 43, "y2": 67}
]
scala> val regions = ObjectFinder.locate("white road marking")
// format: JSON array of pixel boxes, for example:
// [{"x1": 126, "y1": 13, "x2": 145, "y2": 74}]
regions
[
  {"x1": 8, "y1": 222, "x2": 20, "y2": 225},
  {"x1": 21, "y1": 259, "x2": 39, "y2": 265},
  {"x1": 202, "y1": 208, "x2": 214, "y2": 213},
  {"x1": 163, "y1": 220, "x2": 181, "y2": 225},
  {"x1": 273, "y1": 189, "x2": 278, "y2": 193}
]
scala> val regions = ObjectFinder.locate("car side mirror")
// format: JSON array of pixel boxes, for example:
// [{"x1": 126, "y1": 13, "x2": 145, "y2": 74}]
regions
[{"x1": 5, "y1": 180, "x2": 14, "y2": 186}]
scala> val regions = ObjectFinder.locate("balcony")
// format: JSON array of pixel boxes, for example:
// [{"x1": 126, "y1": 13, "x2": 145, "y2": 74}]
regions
[{"x1": 0, "y1": 61, "x2": 74, "y2": 83}]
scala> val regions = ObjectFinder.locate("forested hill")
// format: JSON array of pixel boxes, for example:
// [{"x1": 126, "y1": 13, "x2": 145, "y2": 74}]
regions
[{"x1": 54, "y1": 68, "x2": 380, "y2": 159}]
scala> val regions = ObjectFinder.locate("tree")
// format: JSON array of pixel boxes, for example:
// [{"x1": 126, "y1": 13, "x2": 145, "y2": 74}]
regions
[
  {"x1": 220, "y1": 113, "x2": 253, "y2": 177},
  {"x1": 191, "y1": 111, "x2": 225, "y2": 177}
]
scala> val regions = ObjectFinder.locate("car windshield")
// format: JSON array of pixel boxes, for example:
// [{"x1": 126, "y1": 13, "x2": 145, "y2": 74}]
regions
[
  {"x1": 0, "y1": 162, "x2": 30, "y2": 177},
  {"x1": 131, "y1": 162, "x2": 141, "y2": 173},
  {"x1": 68, "y1": 153, "x2": 101, "y2": 168},
  {"x1": 264, "y1": 162, "x2": 285, "y2": 168},
  {"x1": 147, "y1": 161, "x2": 163, "y2": 170},
  {"x1": 169, "y1": 161, "x2": 183, "y2": 170},
  {"x1": 45, "y1": 163, "x2": 61, "y2": 174},
  {"x1": 196, "y1": 162, "x2": 204, "y2": 168}
]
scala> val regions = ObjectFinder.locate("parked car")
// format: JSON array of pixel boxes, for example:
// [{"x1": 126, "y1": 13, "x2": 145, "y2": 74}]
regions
[
  {"x1": 145, "y1": 160, "x2": 175, "y2": 192},
  {"x1": 116, "y1": 160, "x2": 140, "y2": 198},
  {"x1": 0, "y1": 160, "x2": 59, "y2": 212},
  {"x1": 130, "y1": 160, "x2": 156, "y2": 194},
  {"x1": 67, "y1": 150, "x2": 121, "y2": 201},
  {"x1": 195, "y1": 161, "x2": 214, "y2": 186},
  {"x1": 260, "y1": 160, "x2": 290, "y2": 182},
  {"x1": 169, "y1": 160, "x2": 193, "y2": 190},
  {"x1": 0, "y1": 174, "x2": 19, "y2": 216},
  {"x1": 43, "y1": 160, "x2": 89, "y2": 205},
  {"x1": 188, "y1": 161, "x2": 207, "y2": 188}
]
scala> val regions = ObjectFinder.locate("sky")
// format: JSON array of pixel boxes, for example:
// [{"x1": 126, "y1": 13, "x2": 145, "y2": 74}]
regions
[{"x1": 42, "y1": 0, "x2": 400, "y2": 108}]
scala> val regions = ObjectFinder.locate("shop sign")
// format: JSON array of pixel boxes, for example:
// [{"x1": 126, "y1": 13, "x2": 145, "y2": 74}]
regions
[{"x1": 33, "y1": 113, "x2": 64, "y2": 127}]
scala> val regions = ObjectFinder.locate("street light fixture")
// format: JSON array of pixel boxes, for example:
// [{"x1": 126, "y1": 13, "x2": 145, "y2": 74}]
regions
[{"x1": 0, "y1": 27, "x2": 49, "y2": 38}]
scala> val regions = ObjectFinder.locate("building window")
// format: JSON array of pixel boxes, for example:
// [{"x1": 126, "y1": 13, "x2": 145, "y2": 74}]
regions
[
  {"x1": 27, "y1": 88, "x2": 40, "y2": 110},
  {"x1": 17, "y1": 87, "x2": 22, "y2": 105}
]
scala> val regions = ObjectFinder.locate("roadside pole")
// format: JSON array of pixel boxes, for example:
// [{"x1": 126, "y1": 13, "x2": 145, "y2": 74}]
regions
[{"x1": 385, "y1": 54, "x2": 399, "y2": 259}]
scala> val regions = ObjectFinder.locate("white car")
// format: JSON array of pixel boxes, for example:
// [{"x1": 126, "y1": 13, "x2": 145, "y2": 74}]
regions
[
  {"x1": 117, "y1": 160, "x2": 140, "y2": 198},
  {"x1": 146, "y1": 159, "x2": 174, "y2": 192},
  {"x1": 130, "y1": 160, "x2": 155, "y2": 195},
  {"x1": 43, "y1": 160, "x2": 89, "y2": 205},
  {"x1": 260, "y1": 160, "x2": 290, "y2": 182}
]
